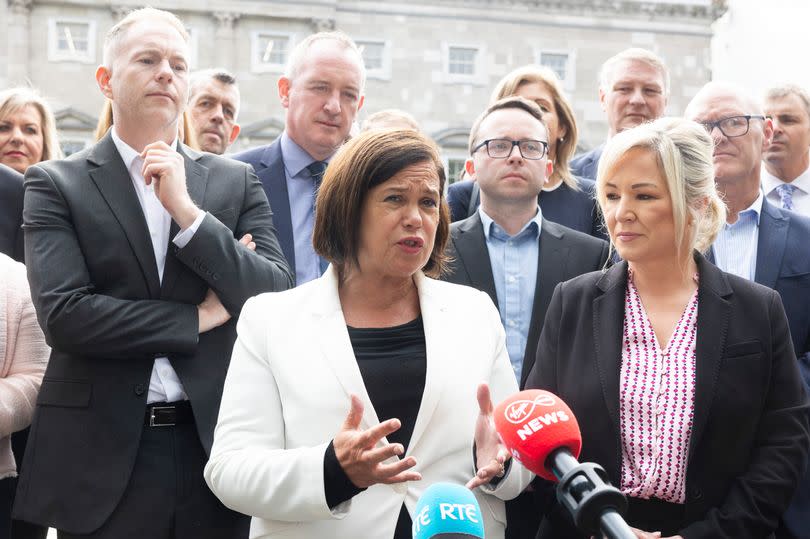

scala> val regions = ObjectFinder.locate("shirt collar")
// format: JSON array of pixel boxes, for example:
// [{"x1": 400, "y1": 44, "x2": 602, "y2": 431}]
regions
[
  {"x1": 762, "y1": 157, "x2": 810, "y2": 195},
  {"x1": 478, "y1": 205, "x2": 543, "y2": 241},
  {"x1": 110, "y1": 126, "x2": 179, "y2": 173},
  {"x1": 730, "y1": 189, "x2": 763, "y2": 226},
  {"x1": 280, "y1": 131, "x2": 333, "y2": 179}
]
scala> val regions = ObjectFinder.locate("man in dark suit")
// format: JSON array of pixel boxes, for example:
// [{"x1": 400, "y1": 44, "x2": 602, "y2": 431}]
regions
[
  {"x1": 442, "y1": 97, "x2": 609, "y2": 539},
  {"x1": 232, "y1": 31, "x2": 365, "y2": 286},
  {"x1": 12, "y1": 8, "x2": 293, "y2": 538},
  {"x1": 0, "y1": 163, "x2": 23, "y2": 262},
  {"x1": 570, "y1": 48, "x2": 669, "y2": 180},
  {"x1": 687, "y1": 81, "x2": 810, "y2": 539}
]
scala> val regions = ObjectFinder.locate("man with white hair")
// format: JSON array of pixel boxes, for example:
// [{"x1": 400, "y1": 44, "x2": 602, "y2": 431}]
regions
[
  {"x1": 763, "y1": 84, "x2": 810, "y2": 217},
  {"x1": 687, "y1": 82, "x2": 810, "y2": 539},
  {"x1": 570, "y1": 47, "x2": 669, "y2": 180},
  {"x1": 232, "y1": 31, "x2": 365, "y2": 286},
  {"x1": 13, "y1": 7, "x2": 292, "y2": 538}
]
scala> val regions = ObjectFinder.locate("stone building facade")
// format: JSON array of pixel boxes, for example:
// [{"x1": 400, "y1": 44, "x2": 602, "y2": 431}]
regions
[{"x1": 0, "y1": 0, "x2": 725, "y2": 182}]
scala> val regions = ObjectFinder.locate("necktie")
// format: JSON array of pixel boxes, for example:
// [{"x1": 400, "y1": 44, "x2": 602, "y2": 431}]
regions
[
  {"x1": 306, "y1": 161, "x2": 328, "y2": 190},
  {"x1": 775, "y1": 183, "x2": 796, "y2": 211},
  {"x1": 306, "y1": 161, "x2": 330, "y2": 275}
]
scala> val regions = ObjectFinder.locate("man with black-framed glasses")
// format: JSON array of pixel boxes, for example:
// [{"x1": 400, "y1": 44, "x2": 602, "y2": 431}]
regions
[
  {"x1": 441, "y1": 96, "x2": 609, "y2": 539},
  {"x1": 687, "y1": 82, "x2": 810, "y2": 539}
]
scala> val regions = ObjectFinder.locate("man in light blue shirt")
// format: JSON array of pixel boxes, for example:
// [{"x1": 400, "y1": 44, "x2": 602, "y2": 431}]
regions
[
  {"x1": 688, "y1": 82, "x2": 810, "y2": 539},
  {"x1": 232, "y1": 32, "x2": 366, "y2": 285},
  {"x1": 442, "y1": 96, "x2": 608, "y2": 539}
]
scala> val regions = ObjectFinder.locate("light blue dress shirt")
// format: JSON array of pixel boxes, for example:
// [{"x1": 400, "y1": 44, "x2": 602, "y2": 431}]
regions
[
  {"x1": 279, "y1": 132, "x2": 329, "y2": 285},
  {"x1": 479, "y1": 206, "x2": 542, "y2": 382},
  {"x1": 713, "y1": 191, "x2": 763, "y2": 281}
]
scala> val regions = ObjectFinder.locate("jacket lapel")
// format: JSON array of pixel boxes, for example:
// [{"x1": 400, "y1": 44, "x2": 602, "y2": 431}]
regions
[
  {"x1": 406, "y1": 274, "x2": 452, "y2": 456},
  {"x1": 592, "y1": 261, "x2": 627, "y2": 435},
  {"x1": 88, "y1": 133, "x2": 161, "y2": 298},
  {"x1": 689, "y1": 254, "x2": 732, "y2": 459},
  {"x1": 260, "y1": 141, "x2": 295, "y2": 274},
  {"x1": 452, "y1": 213, "x2": 498, "y2": 307},
  {"x1": 521, "y1": 221, "x2": 569, "y2": 387},
  {"x1": 160, "y1": 144, "x2": 209, "y2": 298},
  {"x1": 755, "y1": 200, "x2": 788, "y2": 289},
  {"x1": 313, "y1": 267, "x2": 383, "y2": 434}
]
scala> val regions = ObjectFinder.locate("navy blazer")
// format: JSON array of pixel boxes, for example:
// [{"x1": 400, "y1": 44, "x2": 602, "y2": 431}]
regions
[
  {"x1": 569, "y1": 144, "x2": 604, "y2": 181},
  {"x1": 526, "y1": 253, "x2": 810, "y2": 538},
  {"x1": 446, "y1": 178, "x2": 606, "y2": 240},
  {"x1": 442, "y1": 213, "x2": 609, "y2": 388},
  {"x1": 0, "y1": 163, "x2": 24, "y2": 262},
  {"x1": 231, "y1": 139, "x2": 296, "y2": 279}
]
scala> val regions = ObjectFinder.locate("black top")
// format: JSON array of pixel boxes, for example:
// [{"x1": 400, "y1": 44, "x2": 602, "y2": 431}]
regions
[{"x1": 323, "y1": 317, "x2": 427, "y2": 539}]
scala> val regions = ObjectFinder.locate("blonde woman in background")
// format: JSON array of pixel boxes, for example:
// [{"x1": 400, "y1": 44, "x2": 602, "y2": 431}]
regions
[{"x1": 0, "y1": 87, "x2": 63, "y2": 174}]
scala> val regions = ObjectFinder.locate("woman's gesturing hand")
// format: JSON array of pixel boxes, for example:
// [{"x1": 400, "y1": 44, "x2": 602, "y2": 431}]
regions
[
  {"x1": 467, "y1": 383, "x2": 512, "y2": 490},
  {"x1": 334, "y1": 394, "x2": 422, "y2": 488}
]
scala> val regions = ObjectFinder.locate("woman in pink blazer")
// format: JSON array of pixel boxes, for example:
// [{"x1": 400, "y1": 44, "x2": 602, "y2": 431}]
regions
[{"x1": 0, "y1": 253, "x2": 49, "y2": 536}]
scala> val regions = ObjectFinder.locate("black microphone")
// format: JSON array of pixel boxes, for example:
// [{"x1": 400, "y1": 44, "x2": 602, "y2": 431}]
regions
[{"x1": 494, "y1": 390, "x2": 635, "y2": 539}]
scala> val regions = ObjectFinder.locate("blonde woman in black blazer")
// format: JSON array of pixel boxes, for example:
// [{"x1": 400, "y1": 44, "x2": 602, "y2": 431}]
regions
[{"x1": 525, "y1": 118, "x2": 809, "y2": 539}]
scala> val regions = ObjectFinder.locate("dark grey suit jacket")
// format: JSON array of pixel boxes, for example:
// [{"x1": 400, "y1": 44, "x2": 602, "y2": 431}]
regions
[
  {"x1": 0, "y1": 163, "x2": 24, "y2": 262},
  {"x1": 526, "y1": 254, "x2": 810, "y2": 538},
  {"x1": 13, "y1": 133, "x2": 293, "y2": 533},
  {"x1": 442, "y1": 212, "x2": 609, "y2": 388}
]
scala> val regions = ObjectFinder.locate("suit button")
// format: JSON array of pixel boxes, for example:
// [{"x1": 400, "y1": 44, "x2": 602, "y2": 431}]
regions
[
  {"x1": 134, "y1": 383, "x2": 146, "y2": 396},
  {"x1": 690, "y1": 486, "x2": 703, "y2": 500}
]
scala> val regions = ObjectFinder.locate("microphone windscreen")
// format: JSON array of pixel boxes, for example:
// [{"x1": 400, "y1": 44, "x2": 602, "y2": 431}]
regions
[
  {"x1": 494, "y1": 389, "x2": 582, "y2": 481},
  {"x1": 412, "y1": 483, "x2": 485, "y2": 539}
]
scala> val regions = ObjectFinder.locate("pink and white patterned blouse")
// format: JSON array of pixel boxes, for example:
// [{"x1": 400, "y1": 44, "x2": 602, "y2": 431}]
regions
[{"x1": 618, "y1": 270, "x2": 698, "y2": 504}]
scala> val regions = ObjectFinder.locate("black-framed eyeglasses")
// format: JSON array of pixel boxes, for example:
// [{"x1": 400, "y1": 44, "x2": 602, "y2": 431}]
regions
[
  {"x1": 698, "y1": 115, "x2": 766, "y2": 138},
  {"x1": 472, "y1": 139, "x2": 549, "y2": 160}
]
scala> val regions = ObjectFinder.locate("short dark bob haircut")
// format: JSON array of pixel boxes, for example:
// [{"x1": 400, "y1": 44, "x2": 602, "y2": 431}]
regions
[{"x1": 313, "y1": 129, "x2": 450, "y2": 278}]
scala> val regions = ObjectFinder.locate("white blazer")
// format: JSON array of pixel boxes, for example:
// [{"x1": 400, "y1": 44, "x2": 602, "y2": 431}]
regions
[{"x1": 205, "y1": 267, "x2": 533, "y2": 538}]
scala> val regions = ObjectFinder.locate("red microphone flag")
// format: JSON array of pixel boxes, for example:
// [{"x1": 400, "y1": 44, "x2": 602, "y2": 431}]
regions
[{"x1": 494, "y1": 389, "x2": 583, "y2": 481}]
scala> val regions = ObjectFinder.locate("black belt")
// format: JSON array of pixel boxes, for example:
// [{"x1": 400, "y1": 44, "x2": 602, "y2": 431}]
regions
[{"x1": 144, "y1": 401, "x2": 194, "y2": 427}]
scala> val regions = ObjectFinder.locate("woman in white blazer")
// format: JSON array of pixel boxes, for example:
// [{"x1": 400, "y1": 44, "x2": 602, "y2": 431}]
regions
[{"x1": 205, "y1": 130, "x2": 532, "y2": 538}]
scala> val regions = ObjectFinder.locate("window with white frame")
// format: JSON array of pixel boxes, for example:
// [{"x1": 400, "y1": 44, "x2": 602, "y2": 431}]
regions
[
  {"x1": 61, "y1": 140, "x2": 88, "y2": 157},
  {"x1": 356, "y1": 40, "x2": 390, "y2": 79},
  {"x1": 48, "y1": 19, "x2": 96, "y2": 63},
  {"x1": 537, "y1": 50, "x2": 576, "y2": 90},
  {"x1": 448, "y1": 47, "x2": 477, "y2": 76},
  {"x1": 443, "y1": 43, "x2": 485, "y2": 84},
  {"x1": 185, "y1": 27, "x2": 199, "y2": 70},
  {"x1": 251, "y1": 32, "x2": 292, "y2": 73}
]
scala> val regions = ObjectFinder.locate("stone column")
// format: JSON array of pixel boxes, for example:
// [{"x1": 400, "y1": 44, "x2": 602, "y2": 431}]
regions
[
  {"x1": 213, "y1": 11, "x2": 240, "y2": 69},
  {"x1": 6, "y1": 0, "x2": 32, "y2": 84}
]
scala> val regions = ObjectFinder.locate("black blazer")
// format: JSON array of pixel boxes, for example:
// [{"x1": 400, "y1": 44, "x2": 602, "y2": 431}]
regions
[
  {"x1": 525, "y1": 253, "x2": 810, "y2": 538},
  {"x1": 446, "y1": 178, "x2": 606, "y2": 240},
  {"x1": 13, "y1": 133, "x2": 294, "y2": 533},
  {"x1": 231, "y1": 138, "x2": 297, "y2": 278},
  {"x1": 0, "y1": 163, "x2": 24, "y2": 262},
  {"x1": 442, "y1": 213, "x2": 609, "y2": 388}
]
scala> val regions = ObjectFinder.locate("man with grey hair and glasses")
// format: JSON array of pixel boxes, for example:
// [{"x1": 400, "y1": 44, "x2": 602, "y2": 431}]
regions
[
  {"x1": 188, "y1": 68, "x2": 241, "y2": 155},
  {"x1": 763, "y1": 84, "x2": 810, "y2": 218},
  {"x1": 232, "y1": 31, "x2": 366, "y2": 286},
  {"x1": 570, "y1": 47, "x2": 669, "y2": 180},
  {"x1": 687, "y1": 82, "x2": 810, "y2": 539}
]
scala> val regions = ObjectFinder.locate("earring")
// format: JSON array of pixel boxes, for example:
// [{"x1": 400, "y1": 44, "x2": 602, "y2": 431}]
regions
[{"x1": 558, "y1": 137, "x2": 565, "y2": 143}]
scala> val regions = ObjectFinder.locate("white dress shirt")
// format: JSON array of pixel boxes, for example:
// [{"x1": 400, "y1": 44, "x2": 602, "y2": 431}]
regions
[
  {"x1": 110, "y1": 128, "x2": 205, "y2": 404},
  {"x1": 762, "y1": 159, "x2": 810, "y2": 217}
]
